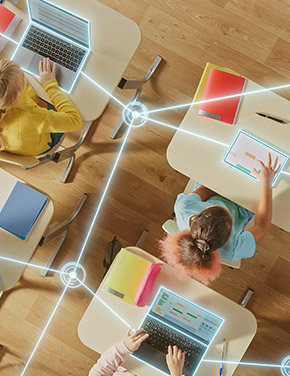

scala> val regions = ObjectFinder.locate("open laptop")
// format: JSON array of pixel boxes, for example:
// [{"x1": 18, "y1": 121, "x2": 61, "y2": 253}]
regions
[
  {"x1": 12, "y1": 0, "x2": 91, "y2": 93},
  {"x1": 133, "y1": 286, "x2": 224, "y2": 376}
]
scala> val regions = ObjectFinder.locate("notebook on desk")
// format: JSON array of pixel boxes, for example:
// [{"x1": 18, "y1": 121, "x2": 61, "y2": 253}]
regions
[
  {"x1": 133, "y1": 286, "x2": 224, "y2": 376},
  {"x1": 0, "y1": 181, "x2": 47, "y2": 240},
  {"x1": 0, "y1": 4, "x2": 22, "y2": 52},
  {"x1": 198, "y1": 68, "x2": 247, "y2": 125},
  {"x1": 102, "y1": 248, "x2": 153, "y2": 305}
]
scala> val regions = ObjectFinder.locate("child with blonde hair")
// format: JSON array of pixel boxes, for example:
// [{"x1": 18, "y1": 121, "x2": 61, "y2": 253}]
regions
[{"x1": 0, "y1": 57, "x2": 82, "y2": 155}]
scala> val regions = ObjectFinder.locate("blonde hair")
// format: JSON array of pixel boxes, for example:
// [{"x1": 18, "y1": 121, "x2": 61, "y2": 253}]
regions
[{"x1": 0, "y1": 59, "x2": 25, "y2": 149}]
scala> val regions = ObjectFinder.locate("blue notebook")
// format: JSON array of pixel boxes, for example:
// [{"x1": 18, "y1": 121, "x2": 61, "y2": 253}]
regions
[{"x1": 0, "y1": 181, "x2": 47, "y2": 240}]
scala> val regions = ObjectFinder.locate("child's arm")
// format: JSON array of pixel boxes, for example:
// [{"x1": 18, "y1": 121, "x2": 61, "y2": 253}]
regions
[
  {"x1": 193, "y1": 185, "x2": 218, "y2": 201},
  {"x1": 88, "y1": 342, "x2": 132, "y2": 376},
  {"x1": 247, "y1": 153, "x2": 280, "y2": 243},
  {"x1": 89, "y1": 329, "x2": 149, "y2": 376}
]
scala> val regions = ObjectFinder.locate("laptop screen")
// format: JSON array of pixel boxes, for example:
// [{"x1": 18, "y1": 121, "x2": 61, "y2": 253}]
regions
[
  {"x1": 29, "y1": 0, "x2": 90, "y2": 48},
  {"x1": 150, "y1": 287, "x2": 224, "y2": 344}
]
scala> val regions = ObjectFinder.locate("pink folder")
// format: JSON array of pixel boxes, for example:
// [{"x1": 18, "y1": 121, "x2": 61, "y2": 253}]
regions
[{"x1": 198, "y1": 68, "x2": 247, "y2": 125}]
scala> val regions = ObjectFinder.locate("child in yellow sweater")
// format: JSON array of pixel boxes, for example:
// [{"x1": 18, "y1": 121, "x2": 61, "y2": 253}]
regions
[{"x1": 0, "y1": 57, "x2": 83, "y2": 155}]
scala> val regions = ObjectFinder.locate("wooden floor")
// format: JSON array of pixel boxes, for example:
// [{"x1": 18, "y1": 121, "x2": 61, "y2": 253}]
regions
[{"x1": 1, "y1": 0, "x2": 290, "y2": 375}]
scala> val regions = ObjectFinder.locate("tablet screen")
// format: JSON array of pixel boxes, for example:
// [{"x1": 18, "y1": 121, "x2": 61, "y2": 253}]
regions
[{"x1": 223, "y1": 130, "x2": 289, "y2": 186}]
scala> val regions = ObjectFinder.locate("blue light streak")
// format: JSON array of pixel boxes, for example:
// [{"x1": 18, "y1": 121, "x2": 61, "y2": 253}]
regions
[
  {"x1": 78, "y1": 279, "x2": 131, "y2": 328},
  {"x1": 20, "y1": 283, "x2": 70, "y2": 376},
  {"x1": 0, "y1": 32, "x2": 19, "y2": 45},
  {"x1": 145, "y1": 116, "x2": 230, "y2": 147},
  {"x1": 142, "y1": 82, "x2": 290, "y2": 116},
  {"x1": 81, "y1": 71, "x2": 129, "y2": 110},
  {"x1": 202, "y1": 359, "x2": 290, "y2": 369},
  {"x1": 0, "y1": 255, "x2": 70, "y2": 276},
  {"x1": 74, "y1": 123, "x2": 133, "y2": 268}
]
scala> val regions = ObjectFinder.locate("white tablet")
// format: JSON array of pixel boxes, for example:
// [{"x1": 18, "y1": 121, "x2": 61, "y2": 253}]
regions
[{"x1": 223, "y1": 130, "x2": 289, "y2": 186}]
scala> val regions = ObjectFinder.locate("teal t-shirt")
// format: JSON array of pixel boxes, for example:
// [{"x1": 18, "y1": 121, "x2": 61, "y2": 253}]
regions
[{"x1": 174, "y1": 193, "x2": 256, "y2": 261}]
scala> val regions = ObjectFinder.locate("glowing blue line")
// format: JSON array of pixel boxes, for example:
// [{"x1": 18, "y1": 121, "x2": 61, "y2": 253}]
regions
[
  {"x1": 78, "y1": 279, "x2": 131, "y2": 328},
  {"x1": 142, "y1": 82, "x2": 290, "y2": 115},
  {"x1": 0, "y1": 33, "x2": 19, "y2": 45},
  {"x1": 81, "y1": 71, "x2": 128, "y2": 110},
  {"x1": 146, "y1": 116, "x2": 230, "y2": 147},
  {"x1": 20, "y1": 283, "x2": 70, "y2": 376},
  {"x1": 0, "y1": 255, "x2": 70, "y2": 276},
  {"x1": 202, "y1": 359, "x2": 290, "y2": 368},
  {"x1": 74, "y1": 124, "x2": 133, "y2": 268}
]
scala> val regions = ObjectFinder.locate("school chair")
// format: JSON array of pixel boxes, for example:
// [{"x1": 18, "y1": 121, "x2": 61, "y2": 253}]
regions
[
  {"x1": 162, "y1": 179, "x2": 242, "y2": 269},
  {"x1": 109, "y1": 56, "x2": 163, "y2": 139},
  {"x1": 0, "y1": 121, "x2": 93, "y2": 183}
]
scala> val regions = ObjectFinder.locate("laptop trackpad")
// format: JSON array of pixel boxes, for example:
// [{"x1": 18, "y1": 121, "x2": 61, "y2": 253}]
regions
[{"x1": 28, "y1": 54, "x2": 61, "y2": 80}]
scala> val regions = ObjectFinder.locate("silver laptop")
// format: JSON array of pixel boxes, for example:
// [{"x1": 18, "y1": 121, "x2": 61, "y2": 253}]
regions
[
  {"x1": 12, "y1": 0, "x2": 90, "y2": 93},
  {"x1": 133, "y1": 286, "x2": 224, "y2": 376}
]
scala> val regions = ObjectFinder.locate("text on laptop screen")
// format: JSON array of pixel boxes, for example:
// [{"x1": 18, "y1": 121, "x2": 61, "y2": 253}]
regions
[
  {"x1": 30, "y1": 0, "x2": 90, "y2": 48},
  {"x1": 150, "y1": 288, "x2": 223, "y2": 344}
]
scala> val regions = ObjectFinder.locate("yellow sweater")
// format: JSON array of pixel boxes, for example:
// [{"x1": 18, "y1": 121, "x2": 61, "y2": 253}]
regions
[{"x1": 1, "y1": 79, "x2": 83, "y2": 155}]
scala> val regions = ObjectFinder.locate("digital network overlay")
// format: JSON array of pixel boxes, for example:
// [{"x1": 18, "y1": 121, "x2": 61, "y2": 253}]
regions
[{"x1": 0, "y1": 23, "x2": 290, "y2": 376}]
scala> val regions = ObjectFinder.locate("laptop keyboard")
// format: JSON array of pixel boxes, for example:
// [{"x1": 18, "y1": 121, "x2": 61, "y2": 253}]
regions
[
  {"x1": 22, "y1": 25, "x2": 86, "y2": 72},
  {"x1": 143, "y1": 317, "x2": 204, "y2": 368}
]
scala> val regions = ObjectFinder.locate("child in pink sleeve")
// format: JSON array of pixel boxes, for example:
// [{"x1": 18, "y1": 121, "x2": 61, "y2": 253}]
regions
[{"x1": 89, "y1": 329, "x2": 185, "y2": 376}]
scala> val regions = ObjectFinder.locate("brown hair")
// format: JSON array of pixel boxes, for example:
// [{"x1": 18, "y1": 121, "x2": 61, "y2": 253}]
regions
[
  {"x1": 0, "y1": 59, "x2": 25, "y2": 149},
  {"x1": 179, "y1": 206, "x2": 232, "y2": 269}
]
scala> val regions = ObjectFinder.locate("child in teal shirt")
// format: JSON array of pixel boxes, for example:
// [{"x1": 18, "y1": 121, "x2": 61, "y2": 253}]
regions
[{"x1": 160, "y1": 154, "x2": 280, "y2": 285}]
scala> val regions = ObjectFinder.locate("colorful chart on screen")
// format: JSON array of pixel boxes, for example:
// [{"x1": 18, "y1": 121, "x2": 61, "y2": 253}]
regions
[
  {"x1": 223, "y1": 130, "x2": 289, "y2": 186},
  {"x1": 150, "y1": 287, "x2": 223, "y2": 344}
]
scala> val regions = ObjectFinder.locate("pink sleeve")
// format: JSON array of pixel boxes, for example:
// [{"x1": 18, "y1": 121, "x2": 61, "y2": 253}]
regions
[{"x1": 88, "y1": 341, "x2": 132, "y2": 376}]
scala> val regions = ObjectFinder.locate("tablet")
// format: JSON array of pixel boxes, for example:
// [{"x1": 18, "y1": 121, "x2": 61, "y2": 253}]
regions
[{"x1": 223, "y1": 130, "x2": 289, "y2": 186}]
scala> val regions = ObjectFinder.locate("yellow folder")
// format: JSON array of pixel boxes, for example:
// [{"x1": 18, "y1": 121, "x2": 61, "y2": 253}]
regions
[{"x1": 102, "y1": 248, "x2": 152, "y2": 305}]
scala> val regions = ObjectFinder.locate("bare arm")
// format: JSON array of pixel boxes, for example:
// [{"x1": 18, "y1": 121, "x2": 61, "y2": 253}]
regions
[
  {"x1": 193, "y1": 185, "x2": 218, "y2": 201},
  {"x1": 247, "y1": 153, "x2": 280, "y2": 243}
]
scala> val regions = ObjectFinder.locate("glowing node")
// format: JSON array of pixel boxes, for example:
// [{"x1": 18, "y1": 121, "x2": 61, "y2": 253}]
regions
[
  {"x1": 122, "y1": 101, "x2": 148, "y2": 128},
  {"x1": 60, "y1": 262, "x2": 86, "y2": 289},
  {"x1": 281, "y1": 356, "x2": 290, "y2": 376}
]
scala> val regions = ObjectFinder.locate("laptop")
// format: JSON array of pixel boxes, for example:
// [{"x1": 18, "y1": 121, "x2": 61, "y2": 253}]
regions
[
  {"x1": 12, "y1": 0, "x2": 91, "y2": 93},
  {"x1": 133, "y1": 286, "x2": 224, "y2": 376}
]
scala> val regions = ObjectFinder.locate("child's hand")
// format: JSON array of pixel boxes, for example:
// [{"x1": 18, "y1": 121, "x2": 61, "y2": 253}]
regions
[
  {"x1": 123, "y1": 328, "x2": 149, "y2": 352},
  {"x1": 166, "y1": 345, "x2": 185, "y2": 376},
  {"x1": 253, "y1": 153, "x2": 281, "y2": 188},
  {"x1": 38, "y1": 57, "x2": 56, "y2": 86}
]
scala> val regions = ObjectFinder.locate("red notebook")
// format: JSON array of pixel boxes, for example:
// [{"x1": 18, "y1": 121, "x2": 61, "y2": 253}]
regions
[
  {"x1": 0, "y1": 4, "x2": 21, "y2": 52},
  {"x1": 198, "y1": 68, "x2": 247, "y2": 125}
]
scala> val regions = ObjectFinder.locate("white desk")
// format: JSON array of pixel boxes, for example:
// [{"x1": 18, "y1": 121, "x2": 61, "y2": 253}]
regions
[
  {"x1": 78, "y1": 247, "x2": 257, "y2": 376},
  {"x1": 167, "y1": 79, "x2": 290, "y2": 231},
  {"x1": 0, "y1": 0, "x2": 141, "y2": 121},
  {"x1": 0, "y1": 169, "x2": 53, "y2": 291}
]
